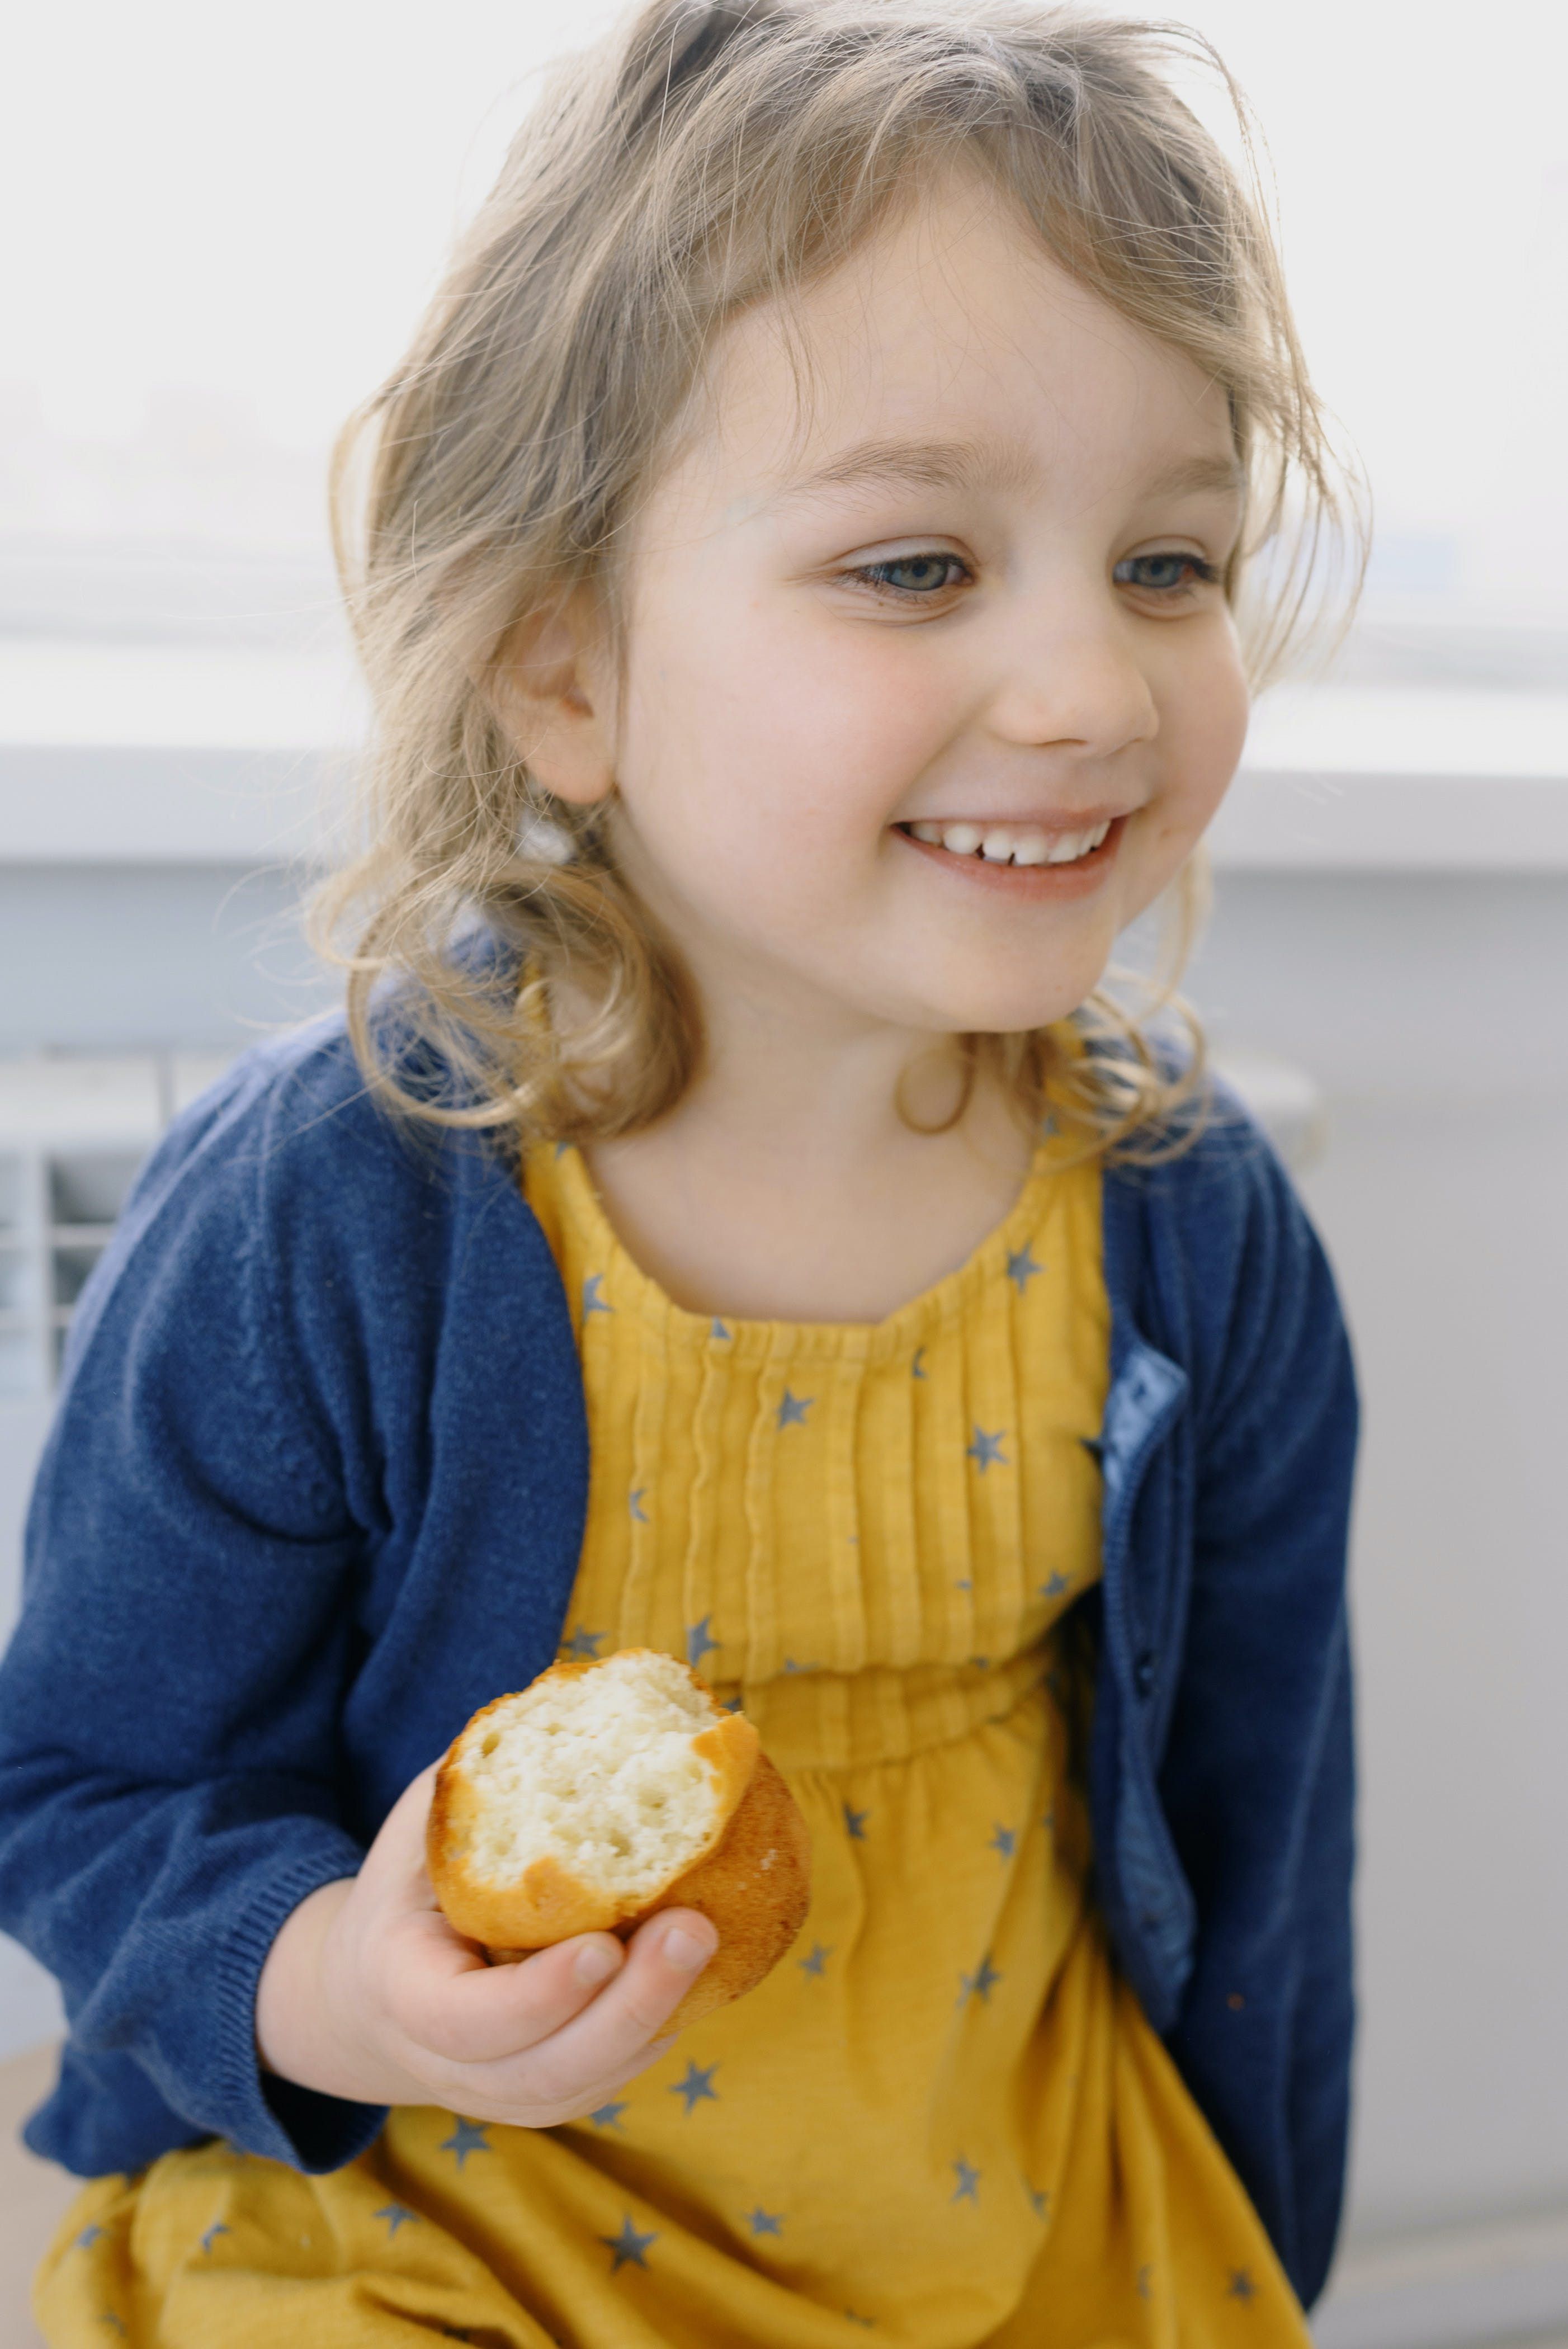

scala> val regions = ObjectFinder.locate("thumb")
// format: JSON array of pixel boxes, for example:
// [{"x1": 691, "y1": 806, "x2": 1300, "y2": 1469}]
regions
[{"x1": 360, "y1": 1760, "x2": 443, "y2": 1908}]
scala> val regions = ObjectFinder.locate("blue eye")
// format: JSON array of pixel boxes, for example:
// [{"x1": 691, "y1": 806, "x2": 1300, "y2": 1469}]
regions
[
  {"x1": 1114, "y1": 551, "x2": 1220, "y2": 595},
  {"x1": 856, "y1": 553, "x2": 969, "y2": 596}
]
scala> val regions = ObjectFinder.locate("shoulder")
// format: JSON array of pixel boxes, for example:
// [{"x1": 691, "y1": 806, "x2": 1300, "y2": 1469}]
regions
[
  {"x1": 1101, "y1": 1069, "x2": 1351, "y2": 1438},
  {"x1": 1102, "y1": 1067, "x2": 1290, "y2": 1259},
  {"x1": 40, "y1": 1002, "x2": 583, "y2": 1561},
  {"x1": 67, "y1": 1011, "x2": 534, "y2": 1406},
  {"x1": 121, "y1": 1011, "x2": 504, "y2": 1253}
]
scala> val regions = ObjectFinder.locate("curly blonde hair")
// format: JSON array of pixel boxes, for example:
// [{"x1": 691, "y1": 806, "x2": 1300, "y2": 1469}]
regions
[{"x1": 317, "y1": 0, "x2": 1362, "y2": 1154}]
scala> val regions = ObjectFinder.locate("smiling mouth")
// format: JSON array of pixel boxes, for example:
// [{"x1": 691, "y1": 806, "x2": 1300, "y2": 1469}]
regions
[{"x1": 895, "y1": 815, "x2": 1122, "y2": 870}]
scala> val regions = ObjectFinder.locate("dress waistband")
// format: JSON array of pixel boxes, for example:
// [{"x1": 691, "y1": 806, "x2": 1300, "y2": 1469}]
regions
[{"x1": 709, "y1": 1643, "x2": 1060, "y2": 1774}]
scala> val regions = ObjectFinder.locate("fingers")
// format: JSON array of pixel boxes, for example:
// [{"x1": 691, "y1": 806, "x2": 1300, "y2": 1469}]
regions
[
  {"x1": 603, "y1": 1911, "x2": 718, "y2": 2040},
  {"x1": 391, "y1": 1925, "x2": 627, "y2": 2063},
  {"x1": 402, "y1": 1908, "x2": 715, "y2": 2091},
  {"x1": 485, "y1": 1911, "x2": 717, "y2": 2102}
]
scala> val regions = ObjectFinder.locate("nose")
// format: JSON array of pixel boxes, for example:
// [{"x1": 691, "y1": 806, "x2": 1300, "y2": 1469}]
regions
[{"x1": 982, "y1": 591, "x2": 1159, "y2": 762}]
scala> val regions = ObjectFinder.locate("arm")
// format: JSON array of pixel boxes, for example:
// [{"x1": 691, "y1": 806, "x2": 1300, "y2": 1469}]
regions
[
  {"x1": 1154, "y1": 1120, "x2": 1358, "y2": 2306},
  {"x1": 0, "y1": 1070, "x2": 382, "y2": 2172},
  {"x1": 0, "y1": 1046, "x2": 722, "y2": 2176}
]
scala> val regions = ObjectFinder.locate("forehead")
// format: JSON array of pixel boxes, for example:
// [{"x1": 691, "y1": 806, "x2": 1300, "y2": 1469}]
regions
[{"x1": 665, "y1": 172, "x2": 1236, "y2": 518}]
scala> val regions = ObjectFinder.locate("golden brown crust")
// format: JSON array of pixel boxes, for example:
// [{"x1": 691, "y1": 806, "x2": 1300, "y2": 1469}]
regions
[
  {"x1": 635, "y1": 1747, "x2": 814, "y2": 2031},
  {"x1": 426, "y1": 1653, "x2": 811, "y2": 2030}
]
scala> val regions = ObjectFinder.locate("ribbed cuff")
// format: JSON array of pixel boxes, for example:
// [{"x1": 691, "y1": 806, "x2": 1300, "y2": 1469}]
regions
[{"x1": 214, "y1": 1841, "x2": 388, "y2": 2173}]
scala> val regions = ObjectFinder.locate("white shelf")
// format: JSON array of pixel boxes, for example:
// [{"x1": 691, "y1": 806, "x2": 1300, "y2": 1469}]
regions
[
  {"x1": 1210, "y1": 685, "x2": 1568, "y2": 870},
  {"x1": 1206, "y1": 767, "x2": 1568, "y2": 872}
]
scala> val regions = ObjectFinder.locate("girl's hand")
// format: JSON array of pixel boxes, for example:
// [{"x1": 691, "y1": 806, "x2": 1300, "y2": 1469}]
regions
[{"x1": 255, "y1": 1763, "x2": 717, "y2": 2126}]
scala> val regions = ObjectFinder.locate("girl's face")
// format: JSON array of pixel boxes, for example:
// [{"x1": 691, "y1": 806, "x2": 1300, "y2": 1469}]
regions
[{"x1": 596, "y1": 174, "x2": 1250, "y2": 1042}]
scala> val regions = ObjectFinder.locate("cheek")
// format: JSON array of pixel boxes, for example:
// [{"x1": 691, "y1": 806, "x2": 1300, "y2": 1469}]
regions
[
  {"x1": 1143, "y1": 645, "x2": 1250, "y2": 857},
  {"x1": 621, "y1": 598, "x2": 946, "y2": 863}
]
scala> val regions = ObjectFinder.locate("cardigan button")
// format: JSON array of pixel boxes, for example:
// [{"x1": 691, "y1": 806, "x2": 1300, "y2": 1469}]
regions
[{"x1": 1134, "y1": 1650, "x2": 1156, "y2": 1699}]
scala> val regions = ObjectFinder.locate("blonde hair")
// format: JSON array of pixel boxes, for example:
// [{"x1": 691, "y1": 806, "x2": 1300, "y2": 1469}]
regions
[{"x1": 318, "y1": 0, "x2": 1362, "y2": 1154}]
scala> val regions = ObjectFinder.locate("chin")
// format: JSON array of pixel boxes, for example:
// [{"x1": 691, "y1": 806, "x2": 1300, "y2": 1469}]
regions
[
  {"x1": 917, "y1": 970, "x2": 1111, "y2": 1041},
  {"x1": 904, "y1": 927, "x2": 1120, "y2": 1041}
]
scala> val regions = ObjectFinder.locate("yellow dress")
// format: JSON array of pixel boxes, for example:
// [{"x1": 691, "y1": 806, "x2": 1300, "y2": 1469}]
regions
[{"x1": 37, "y1": 1136, "x2": 1310, "y2": 2348}]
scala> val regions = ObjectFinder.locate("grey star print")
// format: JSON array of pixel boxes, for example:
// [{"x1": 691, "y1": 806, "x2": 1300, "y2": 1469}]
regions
[
  {"x1": 669, "y1": 2059, "x2": 720, "y2": 2114},
  {"x1": 687, "y1": 1617, "x2": 719, "y2": 1669},
  {"x1": 600, "y1": 2215, "x2": 657, "y2": 2271},
  {"x1": 960, "y1": 1951, "x2": 1003, "y2": 2004},
  {"x1": 967, "y1": 1426, "x2": 1008, "y2": 1471},
  {"x1": 440, "y1": 2117, "x2": 490, "y2": 2169},
  {"x1": 1005, "y1": 1243, "x2": 1043, "y2": 1292}
]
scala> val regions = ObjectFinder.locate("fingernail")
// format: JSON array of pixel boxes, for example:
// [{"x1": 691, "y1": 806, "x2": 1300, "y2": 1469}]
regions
[
  {"x1": 664, "y1": 1924, "x2": 714, "y2": 1972},
  {"x1": 575, "y1": 1941, "x2": 621, "y2": 1987}
]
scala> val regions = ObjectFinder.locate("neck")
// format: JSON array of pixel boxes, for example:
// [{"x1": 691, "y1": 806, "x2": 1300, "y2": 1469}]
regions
[
  {"x1": 555, "y1": 877, "x2": 1038, "y2": 1323},
  {"x1": 642, "y1": 903, "x2": 1025, "y2": 1184},
  {"x1": 688, "y1": 999, "x2": 966, "y2": 1178},
  {"x1": 583, "y1": 936, "x2": 1036, "y2": 1313}
]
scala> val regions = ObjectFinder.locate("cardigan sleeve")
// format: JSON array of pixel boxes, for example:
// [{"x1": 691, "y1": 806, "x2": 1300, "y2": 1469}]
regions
[
  {"x1": 1151, "y1": 1112, "x2": 1359, "y2": 2308},
  {"x1": 0, "y1": 1053, "x2": 390, "y2": 2176}
]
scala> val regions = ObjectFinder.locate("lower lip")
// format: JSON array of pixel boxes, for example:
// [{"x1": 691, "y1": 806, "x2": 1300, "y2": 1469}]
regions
[{"x1": 895, "y1": 815, "x2": 1127, "y2": 899}]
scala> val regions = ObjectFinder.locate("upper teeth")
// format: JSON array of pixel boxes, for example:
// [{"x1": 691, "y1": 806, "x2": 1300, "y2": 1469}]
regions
[{"x1": 908, "y1": 818, "x2": 1113, "y2": 865}]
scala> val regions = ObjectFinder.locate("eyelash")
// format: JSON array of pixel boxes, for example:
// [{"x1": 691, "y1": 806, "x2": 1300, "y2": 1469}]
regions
[
  {"x1": 847, "y1": 550, "x2": 1222, "y2": 603},
  {"x1": 1113, "y1": 552, "x2": 1223, "y2": 597},
  {"x1": 849, "y1": 553, "x2": 973, "y2": 600}
]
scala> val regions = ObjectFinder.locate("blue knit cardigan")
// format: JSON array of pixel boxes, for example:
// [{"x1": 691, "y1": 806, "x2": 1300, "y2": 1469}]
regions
[{"x1": 0, "y1": 1018, "x2": 1357, "y2": 2305}]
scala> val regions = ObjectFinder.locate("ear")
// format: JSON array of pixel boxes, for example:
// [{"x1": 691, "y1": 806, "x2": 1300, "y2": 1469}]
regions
[{"x1": 486, "y1": 592, "x2": 617, "y2": 808}]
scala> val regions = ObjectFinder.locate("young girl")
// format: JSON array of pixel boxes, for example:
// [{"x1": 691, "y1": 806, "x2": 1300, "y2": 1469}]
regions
[{"x1": 1, "y1": 2, "x2": 1359, "y2": 2341}]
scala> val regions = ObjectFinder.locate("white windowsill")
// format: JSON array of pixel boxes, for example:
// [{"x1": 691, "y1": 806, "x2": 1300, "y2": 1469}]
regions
[
  {"x1": 1, "y1": 642, "x2": 1565, "y2": 871},
  {"x1": 1210, "y1": 685, "x2": 1568, "y2": 871}
]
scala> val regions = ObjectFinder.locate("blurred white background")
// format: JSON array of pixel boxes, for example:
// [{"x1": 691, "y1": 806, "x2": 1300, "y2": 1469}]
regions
[
  {"x1": 4, "y1": 0, "x2": 1566, "y2": 659},
  {"x1": 0, "y1": 6, "x2": 1565, "y2": 2345}
]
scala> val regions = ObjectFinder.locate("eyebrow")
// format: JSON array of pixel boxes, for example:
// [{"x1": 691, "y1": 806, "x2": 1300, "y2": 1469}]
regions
[
  {"x1": 769, "y1": 437, "x2": 1246, "y2": 509},
  {"x1": 1145, "y1": 452, "x2": 1248, "y2": 501},
  {"x1": 769, "y1": 437, "x2": 1032, "y2": 507}
]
